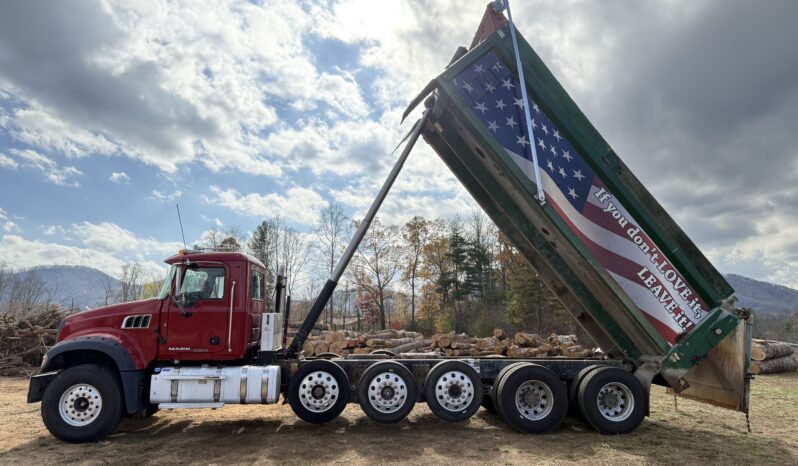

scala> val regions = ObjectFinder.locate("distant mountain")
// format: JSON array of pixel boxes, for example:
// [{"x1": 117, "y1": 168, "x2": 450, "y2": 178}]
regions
[
  {"x1": 726, "y1": 274, "x2": 798, "y2": 314},
  {"x1": 7, "y1": 265, "x2": 120, "y2": 309}
]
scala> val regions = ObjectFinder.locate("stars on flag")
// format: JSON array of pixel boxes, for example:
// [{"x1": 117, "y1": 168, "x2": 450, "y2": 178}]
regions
[
  {"x1": 453, "y1": 52, "x2": 595, "y2": 213},
  {"x1": 567, "y1": 187, "x2": 578, "y2": 200}
]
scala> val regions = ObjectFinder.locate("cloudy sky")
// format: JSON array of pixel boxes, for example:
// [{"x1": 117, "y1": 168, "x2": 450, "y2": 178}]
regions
[{"x1": 0, "y1": 0, "x2": 796, "y2": 289}]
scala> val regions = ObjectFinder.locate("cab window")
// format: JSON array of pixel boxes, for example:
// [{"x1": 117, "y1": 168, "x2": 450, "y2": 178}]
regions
[
  {"x1": 180, "y1": 267, "x2": 226, "y2": 300},
  {"x1": 251, "y1": 269, "x2": 265, "y2": 300}
]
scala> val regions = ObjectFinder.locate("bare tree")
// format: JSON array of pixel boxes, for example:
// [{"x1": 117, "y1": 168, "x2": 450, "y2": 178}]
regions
[
  {"x1": 351, "y1": 218, "x2": 403, "y2": 330},
  {"x1": 402, "y1": 216, "x2": 429, "y2": 329},
  {"x1": 8, "y1": 271, "x2": 49, "y2": 315},
  {"x1": 315, "y1": 202, "x2": 348, "y2": 326},
  {"x1": 117, "y1": 263, "x2": 145, "y2": 303},
  {"x1": 278, "y1": 227, "x2": 310, "y2": 297},
  {"x1": 248, "y1": 217, "x2": 282, "y2": 299},
  {"x1": 99, "y1": 274, "x2": 118, "y2": 306},
  {"x1": 200, "y1": 227, "x2": 245, "y2": 251}
]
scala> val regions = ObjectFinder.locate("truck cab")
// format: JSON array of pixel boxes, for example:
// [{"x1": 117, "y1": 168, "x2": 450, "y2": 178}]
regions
[{"x1": 27, "y1": 250, "x2": 275, "y2": 442}]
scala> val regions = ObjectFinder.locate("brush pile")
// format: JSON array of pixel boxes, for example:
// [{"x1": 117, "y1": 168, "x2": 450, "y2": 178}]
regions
[
  {"x1": 750, "y1": 339, "x2": 797, "y2": 375},
  {"x1": 0, "y1": 308, "x2": 63, "y2": 376}
]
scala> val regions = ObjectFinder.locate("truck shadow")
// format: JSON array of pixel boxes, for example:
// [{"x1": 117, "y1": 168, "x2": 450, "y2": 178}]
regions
[{"x1": 2, "y1": 403, "x2": 795, "y2": 465}]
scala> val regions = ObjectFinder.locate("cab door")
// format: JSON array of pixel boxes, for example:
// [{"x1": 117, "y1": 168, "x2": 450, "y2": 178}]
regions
[{"x1": 159, "y1": 264, "x2": 238, "y2": 361}]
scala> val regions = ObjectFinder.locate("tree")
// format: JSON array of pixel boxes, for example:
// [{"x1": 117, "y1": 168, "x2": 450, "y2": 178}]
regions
[
  {"x1": 7, "y1": 270, "x2": 49, "y2": 315},
  {"x1": 351, "y1": 218, "x2": 403, "y2": 330},
  {"x1": 278, "y1": 227, "x2": 310, "y2": 296},
  {"x1": 117, "y1": 263, "x2": 145, "y2": 303},
  {"x1": 248, "y1": 218, "x2": 282, "y2": 301},
  {"x1": 402, "y1": 216, "x2": 429, "y2": 329},
  {"x1": 200, "y1": 227, "x2": 245, "y2": 251},
  {"x1": 446, "y1": 218, "x2": 470, "y2": 332},
  {"x1": 315, "y1": 202, "x2": 348, "y2": 326},
  {"x1": 99, "y1": 274, "x2": 118, "y2": 306}
]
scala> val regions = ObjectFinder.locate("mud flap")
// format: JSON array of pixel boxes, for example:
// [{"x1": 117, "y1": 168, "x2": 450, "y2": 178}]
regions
[{"x1": 668, "y1": 316, "x2": 752, "y2": 412}]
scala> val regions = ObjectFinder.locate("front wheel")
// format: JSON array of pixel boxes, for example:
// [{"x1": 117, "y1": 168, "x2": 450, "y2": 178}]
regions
[{"x1": 41, "y1": 364, "x2": 125, "y2": 443}]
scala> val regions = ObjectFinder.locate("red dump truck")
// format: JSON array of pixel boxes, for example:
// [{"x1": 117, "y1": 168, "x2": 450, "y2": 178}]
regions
[{"x1": 27, "y1": 4, "x2": 751, "y2": 443}]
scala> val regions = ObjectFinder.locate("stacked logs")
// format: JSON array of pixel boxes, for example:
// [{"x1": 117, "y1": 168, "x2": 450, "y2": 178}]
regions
[
  {"x1": 0, "y1": 308, "x2": 63, "y2": 376},
  {"x1": 750, "y1": 339, "x2": 797, "y2": 375},
  {"x1": 295, "y1": 329, "x2": 427, "y2": 357},
  {"x1": 429, "y1": 330, "x2": 595, "y2": 358}
]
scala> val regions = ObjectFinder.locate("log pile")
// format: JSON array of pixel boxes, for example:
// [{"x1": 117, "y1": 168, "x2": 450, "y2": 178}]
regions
[
  {"x1": 294, "y1": 328, "x2": 427, "y2": 357},
  {"x1": 750, "y1": 339, "x2": 797, "y2": 375},
  {"x1": 0, "y1": 308, "x2": 63, "y2": 376},
  {"x1": 429, "y1": 331, "x2": 595, "y2": 358}
]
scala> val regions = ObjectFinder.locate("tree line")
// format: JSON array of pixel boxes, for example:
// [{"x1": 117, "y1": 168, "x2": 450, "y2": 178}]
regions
[{"x1": 200, "y1": 203, "x2": 585, "y2": 340}]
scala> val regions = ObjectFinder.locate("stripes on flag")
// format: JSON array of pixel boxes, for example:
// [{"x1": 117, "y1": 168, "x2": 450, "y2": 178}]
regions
[{"x1": 452, "y1": 51, "x2": 710, "y2": 344}]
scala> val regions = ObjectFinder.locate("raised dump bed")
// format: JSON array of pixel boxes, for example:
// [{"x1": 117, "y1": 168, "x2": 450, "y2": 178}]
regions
[{"x1": 405, "y1": 10, "x2": 751, "y2": 412}]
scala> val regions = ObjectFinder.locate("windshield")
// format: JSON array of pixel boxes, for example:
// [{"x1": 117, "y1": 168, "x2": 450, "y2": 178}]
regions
[{"x1": 158, "y1": 265, "x2": 177, "y2": 300}]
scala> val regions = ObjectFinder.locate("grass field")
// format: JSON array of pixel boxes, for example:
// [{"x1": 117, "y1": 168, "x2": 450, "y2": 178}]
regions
[{"x1": 0, "y1": 372, "x2": 795, "y2": 465}]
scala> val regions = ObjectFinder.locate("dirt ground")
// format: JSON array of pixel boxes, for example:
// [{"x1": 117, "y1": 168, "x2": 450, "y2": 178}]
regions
[{"x1": 0, "y1": 372, "x2": 795, "y2": 465}]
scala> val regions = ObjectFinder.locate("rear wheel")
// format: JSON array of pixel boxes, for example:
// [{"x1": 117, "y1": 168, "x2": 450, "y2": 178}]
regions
[
  {"x1": 577, "y1": 367, "x2": 646, "y2": 434},
  {"x1": 497, "y1": 363, "x2": 568, "y2": 434},
  {"x1": 424, "y1": 361, "x2": 483, "y2": 422},
  {"x1": 357, "y1": 361, "x2": 417, "y2": 424},
  {"x1": 288, "y1": 360, "x2": 350, "y2": 424},
  {"x1": 41, "y1": 364, "x2": 125, "y2": 443},
  {"x1": 491, "y1": 362, "x2": 527, "y2": 414},
  {"x1": 568, "y1": 364, "x2": 604, "y2": 417}
]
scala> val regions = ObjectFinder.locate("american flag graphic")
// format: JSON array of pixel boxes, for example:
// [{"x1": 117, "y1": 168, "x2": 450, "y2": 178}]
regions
[{"x1": 453, "y1": 52, "x2": 709, "y2": 344}]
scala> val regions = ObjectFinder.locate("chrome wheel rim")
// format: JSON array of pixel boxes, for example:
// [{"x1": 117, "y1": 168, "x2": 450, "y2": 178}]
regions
[
  {"x1": 58, "y1": 383, "x2": 103, "y2": 427},
  {"x1": 514, "y1": 380, "x2": 553, "y2": 421},
  {"x1": 367, "y1": 371, "x2": 409, "y2": 414},
  {"x1": 298, "y1": 371, "x2": 339, "y2": 413},
  {"x1": 434, "y1": 370, "x2": 474, "y2": 412},
  {"x1": 597, "y1": 382, "x2": 634, "y2": 422}
]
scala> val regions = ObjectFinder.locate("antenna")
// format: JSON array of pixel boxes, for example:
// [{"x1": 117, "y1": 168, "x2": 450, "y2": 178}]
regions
[{"x1": 176, "y1": 203, "x2": 188, "y2": 251}]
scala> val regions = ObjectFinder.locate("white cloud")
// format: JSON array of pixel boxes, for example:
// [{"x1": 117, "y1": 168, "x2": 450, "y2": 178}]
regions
[
  {"x1": 0, "y1": 152, "x2": 17, "y2": 169},
  {"x1": 0, "y1": 207, "x2": 6, "y2": 219},
  {"x1": 207, "y1": 185, "x2": 327, "y2": 226},
  {"x1": 42, "y1": 225, "x2": 66, "y2": 236},
  {"x1": 109, "y1": 171, "x2": 130, "y2": 184},
  {"x1": 71, "y1": 221, "x2": 182, "y2": 259},
  {"x1": 151, "y1": 189, "x2": 182, "y2": 203},
  {"x1": 9, "y1": 148, "x2": 82, "y2": 187},
  {"x1": 3, "y1": 221, "x2": 20, "y2": 233},
  {"x1": 0, "y1": 234, "x2": 166, "y2": 278}
]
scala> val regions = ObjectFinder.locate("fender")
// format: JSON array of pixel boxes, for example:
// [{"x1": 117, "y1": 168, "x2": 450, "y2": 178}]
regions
[{"x1": 31, "y1": 336, "x2": 148, "y2": 414}]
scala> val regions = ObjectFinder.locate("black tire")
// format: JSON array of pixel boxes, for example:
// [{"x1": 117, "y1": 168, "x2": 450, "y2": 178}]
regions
[
  {"x1": 288, "y1": 360, "x2": 350, "y2": 424},
  {"x1": 424, "y1": 360, "x2": 483, "y2": 422},
  {"x1": 492, "y1": 362, "x2": 527, "y2": 414},
  {"x1": 497, "y1": 363, "x2": 568, "y2": 434},
  {"x1": 568, "y1": 365, "x2": 604, "y2": 417},
  {"x1": 357, "y1": 361, "x2": 418, "y2": 424},
  {"x1": 577, "y1": 367, "x2": 646, "y2": 434},
  {"x1": 40, "y1": 364, "x2": 125, "y2": 443}
]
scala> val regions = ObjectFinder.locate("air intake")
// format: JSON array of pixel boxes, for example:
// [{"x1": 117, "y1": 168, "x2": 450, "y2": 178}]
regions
[{"x1": 122, "y1": 314, "x2": 152, "y2": 329}]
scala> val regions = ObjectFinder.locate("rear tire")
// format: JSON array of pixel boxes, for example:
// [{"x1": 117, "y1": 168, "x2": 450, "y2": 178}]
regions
[
  {"x1": 492, "y1": 362, "x2": 527, "y2": 414},
  {"x1": 41, "y1": 364, "x2": 125, "y2": 443},
  {"x1": 568, "y1": 364, "x2": 603, "y2": 417},
  {"x1": 288, "y1": 360, "x2": 350, "y2": 424},
  {"x1": 424, "y1": 361, "x2": 483, "y2": 422},
  {"x1": 577, "y1": 367, "x2": 646, "y2": 434},
  {"x1": 497, "y1": 363, "x2": 568, "y2": 434},
  {"x1": 357, "y1": 361, "x2": 417, "y2": 424}
]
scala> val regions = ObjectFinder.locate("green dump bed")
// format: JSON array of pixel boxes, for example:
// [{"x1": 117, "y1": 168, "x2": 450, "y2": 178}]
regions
[{"x1": 408, "y1": 16, "x2": 751, "y2": 412}]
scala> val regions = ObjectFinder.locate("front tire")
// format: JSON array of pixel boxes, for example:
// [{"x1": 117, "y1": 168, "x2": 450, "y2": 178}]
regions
[{"x1": 41, "y1": 364, "x2": 125, "y2": 443}]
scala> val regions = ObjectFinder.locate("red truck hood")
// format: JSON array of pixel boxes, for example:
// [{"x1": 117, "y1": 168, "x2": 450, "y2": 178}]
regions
[{"x1": 59, "y1": 298, "x2": 162, "y2": 342}]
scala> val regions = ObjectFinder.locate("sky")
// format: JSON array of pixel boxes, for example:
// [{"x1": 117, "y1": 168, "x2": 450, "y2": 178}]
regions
[{"x1": 0, "y1": 0, "x2": 796, "y2": 289}]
